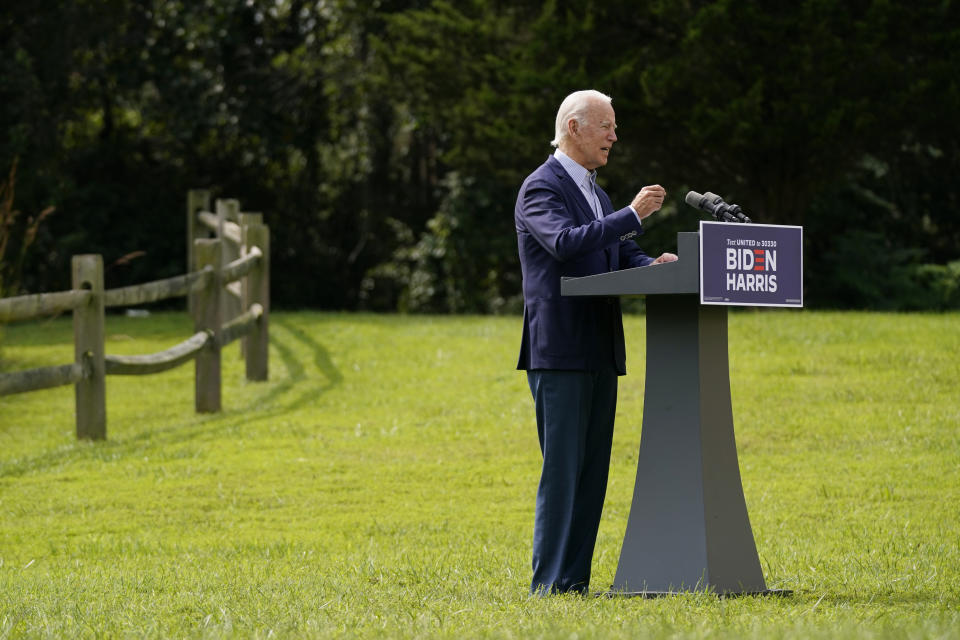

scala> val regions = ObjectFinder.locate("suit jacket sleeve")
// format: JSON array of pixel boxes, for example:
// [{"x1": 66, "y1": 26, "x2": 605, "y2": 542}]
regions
[
  {"x1": 519, "y1": 175, "x2": 644, "y2": 262},
  {"x1": 619, "y1": 234, "x2": 655, "y2": 268},
  {"x1": 594, "y1": 185, "x2": 654, "y2": 269}
]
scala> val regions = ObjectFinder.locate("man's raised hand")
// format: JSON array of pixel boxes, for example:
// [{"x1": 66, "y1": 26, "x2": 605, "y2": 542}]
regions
[{"x1": 631, "y1": 185, "x2": 666, "y2": 219}]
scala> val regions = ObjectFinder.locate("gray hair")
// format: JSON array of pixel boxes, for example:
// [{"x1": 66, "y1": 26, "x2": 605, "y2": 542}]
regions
[{"x1": 550, "y1": 89, "x2": 613, "y2": 148}]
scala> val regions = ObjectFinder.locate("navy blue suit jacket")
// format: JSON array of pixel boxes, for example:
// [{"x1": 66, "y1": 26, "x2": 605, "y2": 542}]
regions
[{"x1": 515, "y1": 155, "x2": 653, "y2": 374}]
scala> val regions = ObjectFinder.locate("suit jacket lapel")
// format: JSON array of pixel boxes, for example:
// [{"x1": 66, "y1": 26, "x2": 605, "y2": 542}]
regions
[
  {"x1": 547, "y1": 156, "x2": 596, "y2": 225},
  {"x1": 547, "y1": 156, "x2": 619, "y2": 272}
]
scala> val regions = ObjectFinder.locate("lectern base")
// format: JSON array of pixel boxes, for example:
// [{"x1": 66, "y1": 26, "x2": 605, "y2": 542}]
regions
[
  {"x1": 599, "y1": 589, "x2": 793, "y2": 599},
  {"x1": 609, "y1": 296, "x2": 770, "y2": 596}
]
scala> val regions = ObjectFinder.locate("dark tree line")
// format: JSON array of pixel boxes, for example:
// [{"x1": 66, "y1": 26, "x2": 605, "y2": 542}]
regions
[{"x1": 2, "y1": 0, "x2": 959, "y2": 311}]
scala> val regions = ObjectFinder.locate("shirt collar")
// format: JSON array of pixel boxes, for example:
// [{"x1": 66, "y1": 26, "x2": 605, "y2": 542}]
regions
[{"x1": 554, "y1": 148, "x2": 597, "y2": 189}]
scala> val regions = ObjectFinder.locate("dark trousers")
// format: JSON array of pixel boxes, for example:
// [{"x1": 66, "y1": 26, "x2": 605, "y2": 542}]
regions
[{"x1": 526, "y1": 368, "x2": 618, "y2": 595}]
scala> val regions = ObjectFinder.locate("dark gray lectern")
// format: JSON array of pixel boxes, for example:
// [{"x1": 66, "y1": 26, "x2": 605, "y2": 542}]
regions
[{"x1": 562, "y1": 231, "x2": 774, "y2": 596}]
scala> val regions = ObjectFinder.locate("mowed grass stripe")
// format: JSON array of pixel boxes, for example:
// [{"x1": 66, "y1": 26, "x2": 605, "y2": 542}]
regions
[{"x1": 1, "y1": 310, "x2": 958, "y2": 638}]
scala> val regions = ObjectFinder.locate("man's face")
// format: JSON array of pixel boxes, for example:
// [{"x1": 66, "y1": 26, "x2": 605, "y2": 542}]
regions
[{"x1": 570, "y1": 100, "x2": 618, "y2": 170}]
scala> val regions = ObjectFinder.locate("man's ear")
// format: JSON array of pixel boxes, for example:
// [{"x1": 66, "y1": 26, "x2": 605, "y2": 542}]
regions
[{"x1": 567, "y1": 118, "x2": 579, "y2": 137}]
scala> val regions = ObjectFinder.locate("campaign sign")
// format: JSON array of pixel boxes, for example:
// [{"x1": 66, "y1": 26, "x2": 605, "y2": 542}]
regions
[{"x1": 699, "y1": 221, "x2": 803, "y2": 307}]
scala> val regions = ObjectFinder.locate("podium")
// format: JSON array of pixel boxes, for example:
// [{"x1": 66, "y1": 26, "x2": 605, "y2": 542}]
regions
[{"x1": 562, "y1": 231, "x2": 778, "y2": 596}]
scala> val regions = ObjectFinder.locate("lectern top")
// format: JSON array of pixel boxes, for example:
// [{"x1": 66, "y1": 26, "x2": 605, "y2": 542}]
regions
[{"x1": 561, "y1": 232, "x2": 700, "y2": 297}]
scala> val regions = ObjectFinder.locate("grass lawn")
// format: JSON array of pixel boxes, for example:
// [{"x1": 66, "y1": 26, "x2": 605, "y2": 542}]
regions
[{"x1": 1, "y1": 309, "x2": 958, "y2": 638}]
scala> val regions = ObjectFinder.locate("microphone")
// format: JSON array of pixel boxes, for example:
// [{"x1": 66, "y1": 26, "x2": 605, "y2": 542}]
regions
[
  {"x1": 704, "y1": 192, "x2": 749, "y2": 223},
  {"x1": 685, "y1": 190, "x2": 737, "y2": 222},
  {"x1": 706, "y1": 192, "x2": 751, "y2": 223},
  {"x1": 684, "y1": 190, "x2": 709, "y2": 210},
  {"x1": 684, "y1": 190, "x2": 752, "y2": 223},
  {"x1": 728, "y1": 204, "x2": 751, "y2": 224}
]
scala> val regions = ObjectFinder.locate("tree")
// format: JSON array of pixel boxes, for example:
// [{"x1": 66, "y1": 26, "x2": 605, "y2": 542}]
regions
[{"x1": 1, "y1": 0, "x2": 958, "y2": 310}]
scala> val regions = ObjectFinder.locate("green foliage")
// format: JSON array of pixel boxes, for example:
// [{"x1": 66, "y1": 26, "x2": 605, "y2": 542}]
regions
[
  {"x1": 1, "y1": 1, "x2": 959, "y2": 309},
  {"x1": 0, "y1": 310, "x2": 959, "y2": 637},
  {"x1": 363, "y1": 172, "x2": 521, "y2": 313},
  {"x1": 910, "y1": 261, "x2": 960, "y2": 309},
  {"x1": 367, "y1": 0, "x2": 960, "y2": 311},
  {"x1": 812, "y1": 229, "x2": 960, "y2": 311},
  {"x1": 803, "y1": 142, "x2": 960, "y2": 310},
  {"x1": 0, "y1": 158, "x2": 54, "y2": 298}
]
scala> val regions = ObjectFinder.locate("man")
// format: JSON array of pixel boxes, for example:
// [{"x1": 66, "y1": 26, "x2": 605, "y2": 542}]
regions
[{"x1": 515, "y1": 89, "x2": 677, "y2": 595}]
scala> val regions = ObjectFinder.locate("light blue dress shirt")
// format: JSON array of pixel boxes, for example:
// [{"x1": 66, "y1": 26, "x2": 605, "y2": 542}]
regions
[{"x1": 553, "y1": 148, "x2": 642, "y2": 221}]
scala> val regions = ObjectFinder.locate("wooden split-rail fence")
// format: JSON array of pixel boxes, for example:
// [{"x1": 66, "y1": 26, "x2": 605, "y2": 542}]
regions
[{"x1": 0, "y1": 190, "x2": 270, "y2": 440}]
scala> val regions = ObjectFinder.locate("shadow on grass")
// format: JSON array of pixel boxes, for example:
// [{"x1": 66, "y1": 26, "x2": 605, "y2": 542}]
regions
[
  {"x1": 252, "y1": 316, "x2": 343, "y2": 412},
  {"x1": 0, "y1": 315, "x2": 344, "y2": 479}
]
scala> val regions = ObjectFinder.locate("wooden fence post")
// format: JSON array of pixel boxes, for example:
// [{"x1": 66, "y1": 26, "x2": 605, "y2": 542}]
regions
[
  {"x1": 72, "y1": 255, "x2": 106, "y2": 440},
  {"x1": 244, "y1": 223, "x2": 269, "y2": 381},
  {"x1": 216, "y1": 198, "x2": 242, "y2": 324},
  {"x1": 238, "y1": 212, "x2": 263, "y2": 359},
  {"x1": 186, "y1": 189, "x2": 210, "y2": 315},
  {"x1": 193, "y1": 239, "x2": 222, "y2": 412}
]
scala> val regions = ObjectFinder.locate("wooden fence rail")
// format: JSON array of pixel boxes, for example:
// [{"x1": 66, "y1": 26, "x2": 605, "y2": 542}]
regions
[
  {"x1": 103, "y1": 267, "x2": 213, "y2": 308},
  {"x1": 104, "y1": 330, "x2": 212, "y2": 376},
  {"x1": 0, "y1": 289, "x2": 92, "y2": 323},
  {"x1": 0, "y1": 192, "x2": 270, "y2": 440},
  {"x1": 0, "y1": 361, "x2": 86, "y2": 396}
]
